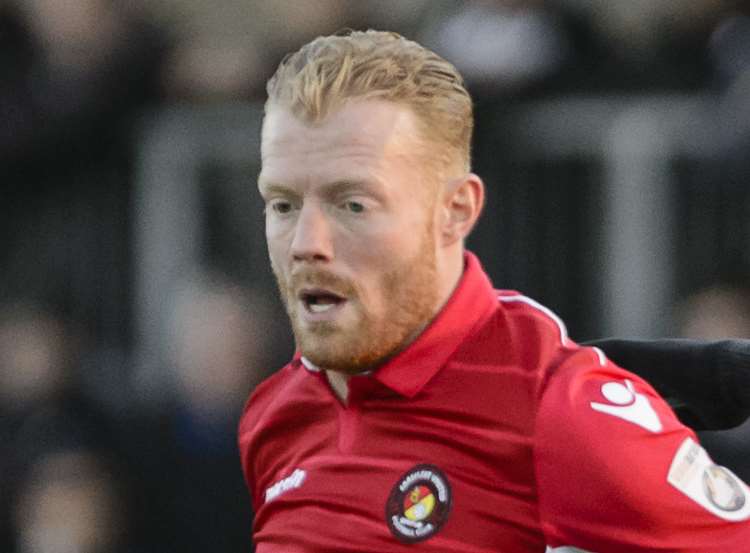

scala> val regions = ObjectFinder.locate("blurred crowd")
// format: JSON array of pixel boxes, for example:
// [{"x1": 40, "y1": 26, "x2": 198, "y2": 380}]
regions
[
  {"x1": 2, "y1": 1, "x2": 750, "y2": 551},
  {"x1": 0, "y1": 278, "x2": 280, "y2": 552}
]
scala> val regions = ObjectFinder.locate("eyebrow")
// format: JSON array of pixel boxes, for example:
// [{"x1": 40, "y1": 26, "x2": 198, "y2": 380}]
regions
[
  {"x1": 320, "y1": 179, "x2": 378, "y2": 196},
  {"x1": 257, "y1": 181, "x2": 293, "y2": 196},
  {"x1": 258, "y1": 179, "x2": 381, "y2": 197}
]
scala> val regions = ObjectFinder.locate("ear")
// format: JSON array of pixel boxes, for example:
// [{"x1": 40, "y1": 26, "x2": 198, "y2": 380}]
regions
[{"x1": 438, "y1": 173, "x2": 485, "y2": 247}]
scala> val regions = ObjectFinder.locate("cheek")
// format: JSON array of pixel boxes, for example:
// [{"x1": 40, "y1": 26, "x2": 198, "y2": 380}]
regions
[
  {"x1": 380, "y1": 225, "x2": 427, "y2": 260},
  {"x1": 267, "y1": 243, "x2": 289, "y2": 289},
  {"x1": 265, "y1": 220, "x2": 286, "y2": 247},
  {"x1": 351, "y1": 232, "x2": 401, "y2": 268},
  {"x1": 352, "y1": 233, "x2": 418, "y2": 297},
  {"x1": 266, "y1": 224, "x2": 291, "y2": 266}
]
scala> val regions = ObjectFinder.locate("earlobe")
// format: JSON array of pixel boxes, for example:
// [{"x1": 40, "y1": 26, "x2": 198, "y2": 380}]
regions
[{"x1": 440, "y1": 174, "x2": 484, "y2": 246}]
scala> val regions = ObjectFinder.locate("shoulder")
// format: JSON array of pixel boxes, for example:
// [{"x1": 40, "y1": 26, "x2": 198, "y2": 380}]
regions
[
  {"x1": 461, "y1": 291, "x2": 571, "y2": 376},
  {"x1": 237, "y1": 362, "x2": 303, "y2": 505},
  {"x1": 496, "y1": 291, "x2": 569, "y2": 345},
  {"x1": 447, "y1": 291, "x2": 589, "y2": 418},
  {"x1": 497, "y1": 292, "x2": 570, "y2": 362},
  {"x1": 239, "y1": 362, "x2": 299, "y2": 436},
  {"x1": 535, "y1": 347, "x2": 750, "y2": 550}
]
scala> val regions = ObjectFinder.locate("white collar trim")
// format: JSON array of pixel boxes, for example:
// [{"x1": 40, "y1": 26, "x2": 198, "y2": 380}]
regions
[{"x1": 300, "y1": 356, "x2": 321, "y2": 372}]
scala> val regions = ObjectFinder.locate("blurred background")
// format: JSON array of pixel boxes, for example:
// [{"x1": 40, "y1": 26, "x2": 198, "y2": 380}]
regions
[{"x1": 2, "y1": 0, "x2": 750, "y2": 551}]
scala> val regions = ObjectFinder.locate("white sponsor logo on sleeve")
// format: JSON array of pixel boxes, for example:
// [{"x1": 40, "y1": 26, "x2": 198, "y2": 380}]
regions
[
  {"x1": 546, "y1": 546, "x2": 595, "y2": 552},
  {"x1": 667, "y1": 437, "x2": 750, "y2": 522},
  {"x1": 265, "y1": 468, "x2": 307, "y2": 503},
  {"x1": 590, "y1": 379, "x2": 662, "y2": 433}
]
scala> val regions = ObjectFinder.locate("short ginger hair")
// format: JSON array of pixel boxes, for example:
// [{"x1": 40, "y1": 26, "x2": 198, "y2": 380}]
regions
[{"x1": 265, "y1": 29, "x2": 474, "y2": 173}]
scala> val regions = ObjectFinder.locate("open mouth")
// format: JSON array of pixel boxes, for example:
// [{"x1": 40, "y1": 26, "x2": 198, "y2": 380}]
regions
[{"x1": 299, "y1": 288, "x2": 346, "y2": 314}]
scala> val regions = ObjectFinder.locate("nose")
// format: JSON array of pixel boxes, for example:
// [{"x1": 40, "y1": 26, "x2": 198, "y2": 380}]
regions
[{"x1": 290, "y1": 202, "x2": 334, "y2": 263}]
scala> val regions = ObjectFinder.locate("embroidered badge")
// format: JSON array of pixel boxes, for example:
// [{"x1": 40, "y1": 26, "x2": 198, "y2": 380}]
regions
[
  {"x1": 667, "y1": 437, "x2": 750, "y2": 522},
  {"x1": 703, "y1": 465, "x2": 746, "y2": 512},
  {"x1": 385, "y1": 464, "x2": 452, "y2": 543}
]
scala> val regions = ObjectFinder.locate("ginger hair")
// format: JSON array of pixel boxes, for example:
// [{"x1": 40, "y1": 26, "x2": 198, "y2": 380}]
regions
[{"x1": 265, "y1": 29, "x2": 473, "y2": 173}]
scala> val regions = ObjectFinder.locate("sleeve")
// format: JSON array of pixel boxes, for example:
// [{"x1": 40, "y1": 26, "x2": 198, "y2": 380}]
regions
[
  {"x1": 535, "y1": 346, "x2": 750, "y2": 552},
  {"x1": 584, "y1": 338, "x2": 750, "y2": 430}
]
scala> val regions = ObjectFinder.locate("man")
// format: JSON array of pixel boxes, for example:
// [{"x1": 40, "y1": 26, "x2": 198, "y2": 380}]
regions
[{"x1": 238, "y1": 30, "x2": 750, "y2": 551}]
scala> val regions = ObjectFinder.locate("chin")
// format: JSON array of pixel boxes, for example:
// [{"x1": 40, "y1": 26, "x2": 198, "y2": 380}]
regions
[
  {"x1": 300, "y1": 337, "x2": 400, "y2": 375},
  {"x1": 299, "y1": 340, "x2": 354, "y2": 372},
  {"x1": 299, "y1": 339, "x2": 362, "y2": 373},
  {"x1": 295, "y1": 314, "x2": 420, "y2": 374}
]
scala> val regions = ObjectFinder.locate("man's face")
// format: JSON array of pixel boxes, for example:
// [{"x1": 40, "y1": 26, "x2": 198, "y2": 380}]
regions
[{"x1": 259, "y1": 99, "x2": 443, "y2": 374}]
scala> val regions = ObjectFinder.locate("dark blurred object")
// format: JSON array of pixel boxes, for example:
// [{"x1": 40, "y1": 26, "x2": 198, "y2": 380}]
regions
[
  {"x1": 559, "y1": 0, "x2": 730, "y2": 93},
  {"x1": 419, "y1": 0, "x2": 570, "y2": 97},
  {"x1": 120, "y1": 274, "x2": 272, "y2": 552},
  {"x1": 589, "y1": 338, "x2": 750, "y2": 431},
  {"x1": 418, "y1": 0, "x2": 734, "y2": 105},
  {"x1": 0, "y1": 0, "x2": 169, "y2": 171},
  {"x1": 671, "y1": 284, "x2": 750, "y2": 482},
  {"x1": 0, "y1": 302, "x2": 122, "y2": 552},
  {"x1": 0, "y1": 0, "x2": 170, "y2": 348},
  {"x1": 156, "y1": 0, "x2": 351, "y2": 101}
]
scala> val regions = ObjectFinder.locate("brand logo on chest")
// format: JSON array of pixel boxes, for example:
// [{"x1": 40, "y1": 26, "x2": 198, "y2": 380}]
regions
[{"x1": 385, "y1": 464, "x2": 452, "y2": 543}]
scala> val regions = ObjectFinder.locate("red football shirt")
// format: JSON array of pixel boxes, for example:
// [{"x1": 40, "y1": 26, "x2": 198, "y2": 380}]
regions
[{"x1": 238, "y1": 252, "x2": 750, "y2": 552}]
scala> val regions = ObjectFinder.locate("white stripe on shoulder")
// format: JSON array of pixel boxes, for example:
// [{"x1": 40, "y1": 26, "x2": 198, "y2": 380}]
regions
[
  {"x1": 546, "y1": 546, "x2": 596, "y2": 553},
  {"x1": 499, "y1": 294, "x2": 569, "y2": 345},
  {"x1": 300, "y1": 357, "x2": 321, "y2": 372},
  {"x1": 592, "y1": 346, "x2": 607, "y2": 367}
]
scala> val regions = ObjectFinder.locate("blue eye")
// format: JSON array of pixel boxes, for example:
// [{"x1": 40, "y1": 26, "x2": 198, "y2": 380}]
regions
[{"x1": 345, "y1": 201, "x2": 365, "y2": 213}]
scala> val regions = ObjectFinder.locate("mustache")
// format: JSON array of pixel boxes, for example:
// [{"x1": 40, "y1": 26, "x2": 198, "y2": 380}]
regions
[{"x1": 288, "y1": 269, "x2": 357, "y2": 297}]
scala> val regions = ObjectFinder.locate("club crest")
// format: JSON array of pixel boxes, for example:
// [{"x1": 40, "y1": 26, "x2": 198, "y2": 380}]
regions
[{"x1": 385, "y1": 464, "x2": 452, "y2": 543}]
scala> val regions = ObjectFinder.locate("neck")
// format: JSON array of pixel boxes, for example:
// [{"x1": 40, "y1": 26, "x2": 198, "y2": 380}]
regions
[{"x1": 435, "y1": 245, "x2": 465, "y2": 314}]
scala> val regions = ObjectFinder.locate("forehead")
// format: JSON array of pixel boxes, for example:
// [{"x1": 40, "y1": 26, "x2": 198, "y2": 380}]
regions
[{"x1": 260, "y1": 100, "x2": 425, "y2": 185}]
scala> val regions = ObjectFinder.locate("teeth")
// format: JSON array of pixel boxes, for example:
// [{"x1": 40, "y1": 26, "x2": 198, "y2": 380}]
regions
[{"x1": 309, "y1": 303, "x2": 334, "y2": 313}]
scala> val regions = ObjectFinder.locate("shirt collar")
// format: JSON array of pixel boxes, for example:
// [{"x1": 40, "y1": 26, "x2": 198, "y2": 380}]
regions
[
  {"x1": 372, "y1": 251, "x2": 497, "y2": 397},
  {"x1": 297, "y1": 251, "x2": 498, "y2": 398}
]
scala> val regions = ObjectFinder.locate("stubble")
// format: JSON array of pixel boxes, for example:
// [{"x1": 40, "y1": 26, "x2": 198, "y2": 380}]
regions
[{"x1": 272, "y1": 227, "x2": 439, "y2": 374}]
